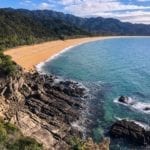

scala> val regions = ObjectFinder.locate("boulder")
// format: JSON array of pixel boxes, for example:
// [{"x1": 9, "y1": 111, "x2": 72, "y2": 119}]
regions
[
  {"x1": 109, "y1": 120, "x2": 150, "y2": 145},
  {"x1": 118, "y1": 96, "x2": 128, "y2": 104}
]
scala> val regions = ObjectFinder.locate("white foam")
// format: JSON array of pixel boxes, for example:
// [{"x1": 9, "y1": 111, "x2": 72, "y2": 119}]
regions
[
  {"x1": 71, "y1": 121, "x2": 85, "y2": 132},
  {"x1": 36, "y1": 62, "x2": 47, "y2": 74},
  {"x1": 134, "y1": 121, "x2": 150, "y2": 131},
  {"x1": 132, "y1": 102, "x2": 150, "y2": 114},
  {"x1": 115, "y1": 117, "x2": 150, "y2": 131},
  {"x1": 36, "y1": 46, "x2": 75, "y2": 74},
  {"x1": 114, "y1": 97, "x2": 135, "y2": 106},
  {"x1": 35, "y1": 43, "x2": 85, "y2": 74},
  {"x1": 114, "y1": 96, "x2": 150, "y2": 114}
]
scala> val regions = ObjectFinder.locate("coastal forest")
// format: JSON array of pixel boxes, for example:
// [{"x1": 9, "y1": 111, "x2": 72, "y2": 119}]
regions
[
  {"x1": 1, "y1": 8, "x2": 150, "y2": 76},
  {"x1": 1, "y1": 8, "x2": 150, "y2": 51}
]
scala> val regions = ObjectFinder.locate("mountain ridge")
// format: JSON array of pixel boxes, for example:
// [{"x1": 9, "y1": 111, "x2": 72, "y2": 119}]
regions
[{"x1": 1, "y1": 8, "x2": 150, "y2": 50}]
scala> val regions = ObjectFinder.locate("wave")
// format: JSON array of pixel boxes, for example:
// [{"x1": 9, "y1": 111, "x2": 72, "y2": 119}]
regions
[
  {"x1": 36, "y1": 45, "x2": 76, "y2": 74},
  {"x1": 115, "y1": 117, "x2": 150, "y2": 131},
  {"x1": 114, "y1": 96, "x2": 150, "y2": 114},
  {"x1": 36, "y1": 62, "x2": 47, "y2": 74}
]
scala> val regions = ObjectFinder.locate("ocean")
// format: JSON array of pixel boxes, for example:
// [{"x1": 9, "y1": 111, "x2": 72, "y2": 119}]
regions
[{"x1": 38, "y1": 37, "x2": 150, "y2": 149}]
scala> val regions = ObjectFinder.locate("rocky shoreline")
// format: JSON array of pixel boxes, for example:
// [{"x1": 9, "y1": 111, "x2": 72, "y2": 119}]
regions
[
  {"x1": 0, "y1": 65, "x2": 88, "y2": 149},
  {"x1": 109, "y1": 119, "x2": 150, "y2": 146},
  {"x1": 1, "y1": 64, "x2": 150, "y2": 149},
  {"x1": 109, "y1": 96, "x2": 150, "y2": 147},
  {"x1": 0, "y1": 65, "x2": 111, "y2": 150}
]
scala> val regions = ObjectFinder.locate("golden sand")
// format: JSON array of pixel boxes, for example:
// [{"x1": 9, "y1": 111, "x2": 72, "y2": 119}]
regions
[{"x1": 4, "y1": 36, "x2": 114, "y2": 71}]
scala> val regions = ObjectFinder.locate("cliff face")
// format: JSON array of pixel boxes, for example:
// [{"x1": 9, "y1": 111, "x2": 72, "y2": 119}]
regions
[
  {"x1": 0, "y1": 65, "x2": 110, "y2": 150},
  {"x1": 0, "y1": 65, "x2": 86, "y2": 149}
]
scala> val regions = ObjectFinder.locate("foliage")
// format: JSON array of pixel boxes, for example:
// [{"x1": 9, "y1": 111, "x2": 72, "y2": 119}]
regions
[
  {"x1": 1, "y1": 8, "x2": 150, "y2": 51},
  {"x1": 4, "y1": 122, "x2": 19, "y2": 133},
  {"x1": 0, "y1": 8, "x2": 89, "y2": 50},
  {"x1": 0, "y1": 123, "x2": 7, "y2": 143},
  {"x1": 8, "y1": 137, "x2": 43, "y2": 150},
  {"x1": 0, "y1": 8, "x2": 150, "y2": 52},
  {"x1": 70, "y1": 137, "x2": 110, "y2": 150},
  {"x1": 0, "y1": 119, "x2": 43, "y2": 150},
  {"x1": 0, "y1": 52, "x2": 17, "y2": 76},
  {"x1": 70, "y1": 137, "x2": 86, "y2": 150}
]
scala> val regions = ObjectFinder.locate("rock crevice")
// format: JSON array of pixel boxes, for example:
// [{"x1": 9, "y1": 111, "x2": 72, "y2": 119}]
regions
[{"x1": 0, "y1": 67, "x2": 86, "y2": 149}]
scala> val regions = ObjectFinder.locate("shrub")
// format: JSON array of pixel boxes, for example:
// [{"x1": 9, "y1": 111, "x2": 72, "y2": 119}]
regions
[
  {"x1": 70, "y1": 137, "x2": 110, "y2": 150},
  {"x1": 0, "y1": 123, "x2": 7, "y2": 143},
  {"x1": 0, "y1": 119, "x2": 43, "y2": 150},
  {"x1": 70, "y1": 137, "x2": 85, "y2": 150},
  {"x1": 8, "y1": 137, "x2": 43, "y2": 150},
  {"x1": 0, "y1": 52, "x2": 17, "y2": 76},
  {"x1": 4, "y1": 122, "x2": 18, "y2": 134}
]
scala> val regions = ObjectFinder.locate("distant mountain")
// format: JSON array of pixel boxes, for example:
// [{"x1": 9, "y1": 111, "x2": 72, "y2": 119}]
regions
[
  {"x1": 0, "y1": 8, "x2": 89, "y2": 50},
  {"x1": 31, "y1": 9, "x2": 150, "y2": 36},
  {"x1": 0, "y1": 8, "x2": 150, "y2": 50}
]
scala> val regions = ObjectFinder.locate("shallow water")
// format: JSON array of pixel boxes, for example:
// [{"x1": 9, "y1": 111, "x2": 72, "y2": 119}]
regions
[{"x1": 40, "y1": 37, "x2": 150, "y2": 149}]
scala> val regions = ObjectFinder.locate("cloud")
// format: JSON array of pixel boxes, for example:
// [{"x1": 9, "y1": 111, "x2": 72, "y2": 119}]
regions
[
  {"x1": 137, "y1": 0, "x2": 150, "y2": 2},
  {"x1": 58, "y1": 0, "x2": 150, "y2": 24},
  {"x1": 58, "y1": 0, "x2": 82, "y2": 5},
  {"x1": 93, "y1": 10, "x2": 150, "y2": 24},
  {"x1": 20, "y1": 0, "x2": 150, "y2": 24},
  {"x1": 63, "y1": 0, "x2": 150, "y2": 16},
  {"x1": 24, "y1": 0, "x2": 32, "y2": 3},
  {"x1": 20, "y1": 0, "x2": 32, "y2": 5},
  {"x1": 39, "y1": 2, "x2": 51, "y2": 10},
  {"x1": 118, "y1": 11, "x2": 150, "y2": 24}
]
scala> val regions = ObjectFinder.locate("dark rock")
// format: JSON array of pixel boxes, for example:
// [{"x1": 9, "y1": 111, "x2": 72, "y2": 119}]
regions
[
  {"x1": 109, "y1": 120, "x2": 150, "y2": 146},
  {"x1": 144, "y1": 107, "x2": 150, "y2": 111},
  {"x1": 53, "y1": 80, "x2": 86, "y2": 98},
  {"x1": 118, "y1": 96, "x2": 128, "y2": 104},
  {"x1": 0, "y1": 66, "x2": 86, "y2": 149}
]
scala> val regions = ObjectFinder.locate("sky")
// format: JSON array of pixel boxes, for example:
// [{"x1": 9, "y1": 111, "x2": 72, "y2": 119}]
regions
[{"x1": 0, "y1": 0, "x2": 150, "y2": 24}]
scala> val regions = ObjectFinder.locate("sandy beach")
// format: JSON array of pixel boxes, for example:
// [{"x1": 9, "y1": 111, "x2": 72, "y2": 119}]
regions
[{"x1": 4, "y1": 36, "x2": 113, "y2": 71}]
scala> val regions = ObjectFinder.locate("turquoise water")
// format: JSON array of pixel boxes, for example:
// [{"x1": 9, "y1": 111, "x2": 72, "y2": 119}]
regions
[{"x1": 41, "y1": 37, "x2": 150, "y2": 149}]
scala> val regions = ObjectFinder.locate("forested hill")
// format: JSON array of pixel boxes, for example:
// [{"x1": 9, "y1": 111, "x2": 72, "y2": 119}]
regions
[
  {"x1": 1, "y1": 8, "x2": 150, "y2": 50},
  {"x1": 0, "y1": 8, "x2": 89, "y2": 50},
  {"x1": 32, "y1": 9, "x2": 150, "y2": 36}
]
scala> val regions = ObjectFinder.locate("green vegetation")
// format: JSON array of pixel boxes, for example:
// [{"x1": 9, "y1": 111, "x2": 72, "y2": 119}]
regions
[
  {"x1": 70, "y1": 136, "x2": 110, "y2": 150},
  {"x1": 8, "y1": 137, "x2": 43, "y2": 150},
  {"x1": 1, "y1": 8, "x2": 150, "y2": 51},
  {"x1": 0, "y1": 52, "x2": 17, "y2": 76},
  {"x1": 0, "y1": 119, "x2": 43, "y2": 150},
  {"x1": 0, "y1": 8, "x2": 89, "y2": 51},
  {"x1": 70, "y1": 137, "x2": 86, "y2": 150}
]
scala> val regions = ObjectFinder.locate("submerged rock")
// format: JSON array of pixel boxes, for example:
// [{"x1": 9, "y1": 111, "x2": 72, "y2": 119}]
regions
[{"x1": 109, "y1": 119, "x2": 150, "y2": 146}]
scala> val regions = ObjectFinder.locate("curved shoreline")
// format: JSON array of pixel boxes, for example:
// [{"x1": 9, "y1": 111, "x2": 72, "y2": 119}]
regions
[
  {"x1": 4, "y1": 36, "x2": 149, "y2": 71},
  {"x1": 35, "y1": 36, "x2": 150, "y2": 74},
  {"x1": 4, "y1": 36, "x2": 111, "y2": 71},
  {"x1": 35, "y1": 37, "x2": 108, "y2": 73},
  {"x1": 36, "y1": 45, "x2": 79, "y2": 74}
]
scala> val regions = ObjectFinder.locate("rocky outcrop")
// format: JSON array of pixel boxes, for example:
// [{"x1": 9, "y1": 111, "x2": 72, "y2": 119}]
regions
[
  {"x1": 118, "y1": 96, "x2": 128, "y2": 103},
  {"x1": 0, "y1": 66, "x2": 87, "y2": 149},
  {"x1": 109, "y1": 119, "x2": 150, "y2": 146}
]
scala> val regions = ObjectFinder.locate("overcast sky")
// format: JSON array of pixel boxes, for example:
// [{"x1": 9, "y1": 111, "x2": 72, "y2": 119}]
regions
[{"x1": 1, "y1": 0, "x2": 150, "y2": 24}]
